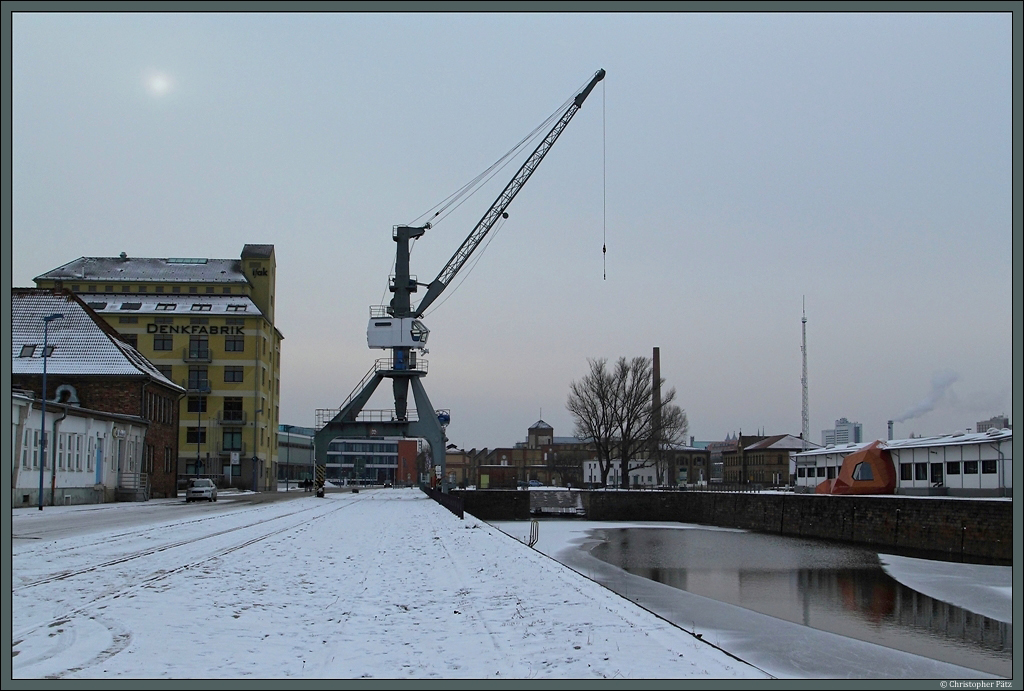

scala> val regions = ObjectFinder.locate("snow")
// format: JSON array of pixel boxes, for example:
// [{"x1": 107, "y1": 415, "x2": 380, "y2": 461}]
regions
[
  {"x1": 492, "y1": 519, "x2": 1010, "y2": 679},
  {"x1": 12, "y1": 489, "x2": 768, "y2": 680},
  {"x1": 878, "y1": 554, "x2": 1013, "y2": 624}
]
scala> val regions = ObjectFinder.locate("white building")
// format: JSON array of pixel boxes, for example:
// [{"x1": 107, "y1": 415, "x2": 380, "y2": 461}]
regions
[
  {"x1": 791, "y1": 429, "x2": 1012, "y2": 497},
  {"x1": 821, "y1": 417, "x2": 863, "y2": 446},
  {"x1": 12, "y1": 390, "x2": 150, "y2": 506},
  {"x1": 792, "y1": 442, "x2": 873, "y2": 491},
  {"x1": 582, "y1": 459, "x2": 660, "y2": 488},
  {"x1": 887, "y1": 429, "x2": 1012, "y2": 497}
]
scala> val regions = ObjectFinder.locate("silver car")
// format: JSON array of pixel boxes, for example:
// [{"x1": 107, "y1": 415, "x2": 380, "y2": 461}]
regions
[{"x1": 185, "y1": 478, "x2": 218, "y2": 502}]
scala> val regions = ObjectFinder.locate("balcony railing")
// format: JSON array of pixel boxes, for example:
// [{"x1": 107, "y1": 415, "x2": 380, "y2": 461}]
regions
[
  {"x1": 217, "y1": 410, "x2": 247, "y2": 425},
  {"x1": 183, "y1": 347, "x2": 212, "y2": 363}
]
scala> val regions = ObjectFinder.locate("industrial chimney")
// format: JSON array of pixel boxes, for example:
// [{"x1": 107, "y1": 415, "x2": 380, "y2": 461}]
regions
[{"x1": 888, "y1": 420, "x2": 894, "y2": 441}]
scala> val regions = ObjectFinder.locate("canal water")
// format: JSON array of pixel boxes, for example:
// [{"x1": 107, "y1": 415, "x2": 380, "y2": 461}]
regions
[{"x1": 588, "y1": 526, "x2": 1011, "y2": 677}]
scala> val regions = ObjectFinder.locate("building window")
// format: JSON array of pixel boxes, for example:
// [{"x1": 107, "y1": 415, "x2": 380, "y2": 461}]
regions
[
  {"x1": 172, "y1": 286, "x2": 181, "y2": 293},
  {"x1": 122, "y1": 334, "x2": 138, "y2": 349},
  {"x1": 189, "y1": 335, "x2": 209, "y2": 359},
  {"x1": 223, "y1": 428, "x2": 243, "y2": 452},
  {"x1": 914, "y1": 463, "x2": 927, "y2": 481},
  {"x1": 88, "y1": 284, "x2": 96, "y2": 291},
  {"x1": 155, "y1": 317, "x2": 174, "y2": 324},
  {"x1": 982, "y1": 460, "x2": 997, "y2": 474},
  {"x1": 852, "y1": 462, "x2": 873, "y2": 481},
  {"x1": 156, "y1": 365, "x2": 173, "y2": 380},
  {"x1": 964, "y1": 461, "x2": 979, "y2": 475},
  {"x1": 225, "y1": 335, "x2": 245, "y2": 352},
  {"x1": 191, "y1": 304, "x2": 212, "y2": 311},
  {"x1": 71, "y1": 284, "x2": 80, "y2": 291},
  {"x1": 189, "y1": 287, "x2": 198, "y2": 294},
  {"x1": 156, "y1": 286, "x2": 164, "y2": 293},
  {"x1": 138, "y1": 286, "x2": 147, "y2": 292},
  {"x1": 223, "y1": 286, "x2": 232, "y2": 294},
  {"x1": 187, "y1": 396, "x2": 207, "y2": 413},
  {"x1": 105, "y1": 285, "x2": 114, "y2": 292},
  {"x1": 188, "y1": 367, "x2": 209, "y2": 391},
  {"x1": 900, "y1": 463, "x2": 912, "y2": 481},
  {"x1": 226, "y1": 304, "x2": 247, "y2": 312},
  {"x1": 946, "y1": 461, "x2": 961, "y2": 475},
  {"x1": 225, "y1": 318, "x2": 245, "y2": 325},
  {"x1": 206, "y1": 286, "x2": 215, "y2": 293},
  {"x1": 225, "y1": 366, "x2": 244, "y2": 383},
  {"x1": 119, "y1": 315, "x2": 139, "y2": 323},
  {"x1": 186, "y1": 427, "x2": 207, "y2": 444},
  {"x1": 153, "y1": 334, "x2": 173, "y2": 351},
  {"x1": 164, "y1": 447, "x2": 173, "y2": 474},
  {"x1": 156, "y1": 303, "x2": 177, "y2": 311},
  {"x1": 19, "y1": 345, "x2": 36, "y2": 357},
  {"x1": 223, "y1": 397, "x2": 244, "y2": 422},
  {"x1": 190, "y1": 318, "x2": 209, "y2": 325},
  {"x1": 87, "y1": 301, "x2": 107, "y2": 310}
]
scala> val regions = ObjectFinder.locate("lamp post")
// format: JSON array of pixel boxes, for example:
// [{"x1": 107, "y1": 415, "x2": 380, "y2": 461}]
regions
[
  {"x1": 282, "y1": 424, "x2": 294, "y2": 491},
  {"x1": 38, "y1": 313, "x2": 63, "y2": 511}
]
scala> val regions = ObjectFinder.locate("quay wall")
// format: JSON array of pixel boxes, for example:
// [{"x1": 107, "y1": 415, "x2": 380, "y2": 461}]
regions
[{"x1": 456, "y1": 490, "x2": 1013, "y2": 563}]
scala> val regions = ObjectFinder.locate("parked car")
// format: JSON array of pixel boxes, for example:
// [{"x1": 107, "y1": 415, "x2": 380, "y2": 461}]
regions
[
  {"x1": 529, "y1": 480, "x2": 544, "y2": 487},
  {"x1": 186, "y1": 478, "x2": 218, "y2": 503}
]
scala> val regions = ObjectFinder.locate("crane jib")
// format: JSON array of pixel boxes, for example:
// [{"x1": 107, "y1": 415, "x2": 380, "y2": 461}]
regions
[{"x1": 413, "y1": 69, "x2": 605, "y2": 318}]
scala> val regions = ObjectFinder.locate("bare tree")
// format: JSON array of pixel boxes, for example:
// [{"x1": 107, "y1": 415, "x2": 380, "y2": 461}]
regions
[
  {"x1": 567, "y1": 355, "x2": 688, "y2": 488},
  {"x1": 566, "y1": 358, "x2": 618, "y2": 487}
]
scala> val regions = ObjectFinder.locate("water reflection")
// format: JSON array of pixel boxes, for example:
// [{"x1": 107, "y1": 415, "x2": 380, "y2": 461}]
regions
[{"x1": 591, "y1": 527, "x2": 1011, "y2": 677}]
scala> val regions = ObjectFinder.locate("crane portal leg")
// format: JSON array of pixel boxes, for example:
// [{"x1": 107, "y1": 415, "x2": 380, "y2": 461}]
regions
[{"x1": 408, "y1": 376, "x2": 447, "y2": 492}]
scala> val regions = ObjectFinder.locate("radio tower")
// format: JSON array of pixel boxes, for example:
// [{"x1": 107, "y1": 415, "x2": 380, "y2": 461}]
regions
[{"x1": 801, "y1": 297, "x2": 809, "y2": 450}]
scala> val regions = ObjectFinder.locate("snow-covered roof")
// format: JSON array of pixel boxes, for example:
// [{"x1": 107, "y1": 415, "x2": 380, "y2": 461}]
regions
[
  {"x1": 744, "y1": 434, "x2": 819, "y2": 452},
  {"x1": 78, "y1": 293, "x2": 263, "y2": 317},
  {"x1": 791, "y1": 441, "x2": 873, "y2": 461},
  {"x1": 791, "y1": 430, "x2": 1012, "y2": 460},
  {"x1": 35, "y1": 255, "x2": 249, "y2": 285},
  {"x1": 529, "y1": 419, "x2": 553, "y2": 430},
  {"x1": 11, "y1": 290, "x2": 184, "y2": 392},
  {"x1": 884, "y1": 429, "x2": 1011, "y2": 449}
]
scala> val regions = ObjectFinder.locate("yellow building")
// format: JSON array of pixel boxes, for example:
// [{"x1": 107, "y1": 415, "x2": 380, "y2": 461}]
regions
[{"x1": 34, "y1": 245, "x2": 283, "y2": 490}]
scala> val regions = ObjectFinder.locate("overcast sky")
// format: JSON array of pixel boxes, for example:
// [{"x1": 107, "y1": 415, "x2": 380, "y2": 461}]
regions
[{"x1": 10, "y1": 10, "x2": 1014, "y2": 450}]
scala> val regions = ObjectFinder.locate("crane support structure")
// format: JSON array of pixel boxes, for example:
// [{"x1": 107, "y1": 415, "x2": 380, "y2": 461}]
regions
[{"x1": 315, "y1": 70, "x2": 604, "y2": 493}]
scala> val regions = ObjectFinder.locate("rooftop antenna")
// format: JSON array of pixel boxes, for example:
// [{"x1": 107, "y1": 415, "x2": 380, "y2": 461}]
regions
[{"x1": 801, "y1": 297, "x2": 809, "y2": 451}]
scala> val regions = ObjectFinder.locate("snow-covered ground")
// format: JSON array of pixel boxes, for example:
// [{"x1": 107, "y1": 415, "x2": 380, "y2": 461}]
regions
[
  {"x1": 493, "y1": 519, "x2": 1011, "y2": 679},
  {"x1": 11, "y1": 489, "x2": 767, "y2": 680}
]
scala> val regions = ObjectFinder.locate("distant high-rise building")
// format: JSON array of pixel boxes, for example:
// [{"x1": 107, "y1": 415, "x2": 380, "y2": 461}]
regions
[
  {"x1": 822, "y1": 417, "x2": 863, "y2": 446},
  {"x1": 976, "y1": 415, "x2": 1011, "y2": 432}
]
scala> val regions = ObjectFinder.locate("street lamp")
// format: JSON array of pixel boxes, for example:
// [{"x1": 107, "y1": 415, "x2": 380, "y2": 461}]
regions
[
  {"x1": 38, "y1": 313, "x2": 63, "y2": 511},
  {"x1": 281, "y1": 424, "x2": 295, "y2": 491}
]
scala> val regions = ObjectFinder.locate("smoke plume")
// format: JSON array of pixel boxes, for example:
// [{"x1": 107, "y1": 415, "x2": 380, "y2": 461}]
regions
[{"x1": 894, "y1": 370, "x2": 959, "y2": 423}]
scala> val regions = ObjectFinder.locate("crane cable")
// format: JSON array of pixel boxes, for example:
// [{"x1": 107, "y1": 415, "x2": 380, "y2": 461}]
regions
[
  {"x1": 407, "y1": 95, "x2": 574, "y2": 232},
  {"x1": 603, "y1": 75, "x2": 607, "y2": 281},
  {"x1": 419, "y1": 214, "x2": 508, "y2": 319}
]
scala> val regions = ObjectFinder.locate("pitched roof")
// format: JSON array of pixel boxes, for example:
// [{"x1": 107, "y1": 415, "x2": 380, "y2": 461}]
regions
[
  {"x1": 744, "y1": 434, "x2": 820, "y2": 452},
  {"x1": 11, "y1": 289, "x2": 184, "y2": 391},
  {"x1": 241, "y1": 244, "x2": 275, "y2": 259},
  {"x1": 35, "y1": 256, "x2": 248, "y2": 285},
  {"x1": 529, "y1": 419, "x2": 553, "y2": 430}
]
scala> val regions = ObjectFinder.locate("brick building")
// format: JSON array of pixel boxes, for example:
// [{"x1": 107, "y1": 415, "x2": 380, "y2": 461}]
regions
[{"x1": 12, "y1": 289, "x2": 184, "y2": 501}]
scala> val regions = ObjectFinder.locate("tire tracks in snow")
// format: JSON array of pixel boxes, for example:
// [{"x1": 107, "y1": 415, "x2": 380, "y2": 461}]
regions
[{"x1": 12, "y1": 495, "x2": 368, "y2": 679}]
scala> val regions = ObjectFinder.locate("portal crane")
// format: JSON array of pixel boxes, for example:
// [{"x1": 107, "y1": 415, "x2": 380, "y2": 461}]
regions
[{"x1": 314, "y1": 70, "x2": 605, "y2": 492}]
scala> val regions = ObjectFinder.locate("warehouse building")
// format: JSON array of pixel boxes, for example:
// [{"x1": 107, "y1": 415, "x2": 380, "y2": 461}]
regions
[{"x1": 33, "y1": 245, "x2": 282, "y2": 491}]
